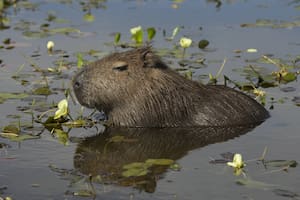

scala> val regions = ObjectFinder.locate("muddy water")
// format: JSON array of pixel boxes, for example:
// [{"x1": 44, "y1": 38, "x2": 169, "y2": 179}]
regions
[{"x1": 0, "y1": 1, "x2": 299, "y2": 199}]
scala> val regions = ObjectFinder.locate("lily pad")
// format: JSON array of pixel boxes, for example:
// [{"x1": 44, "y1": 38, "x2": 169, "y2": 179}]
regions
[
  {"x1": 264, "y1": 160, "x2": 298, "y2": 168},
  {"x1": 198, "y1": 39, "x2": 209, "y2": 49},
  {"x1": 236, "y1": 178, "x2": 277, "y2": 190},
  {"x1": 83, "y1": 13, "x2": 95, "y2": 22},
  {"x1": 0, "y1": 132, "x2": 40, "y2": 142},
  {"x1": 145, "y1": 158, "x2": 174, "y2": 166},
  {"x1": 0, "y1": 92, "x2": 28, "y2": 104},
  {"x1": 32, "y1": 87, "x2": 52, "y2": 95}
]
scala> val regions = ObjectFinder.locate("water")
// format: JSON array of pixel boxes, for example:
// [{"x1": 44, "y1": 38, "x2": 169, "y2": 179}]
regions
[{"x1": 0, "y1": 0, "x2": 300, "y2": 199}]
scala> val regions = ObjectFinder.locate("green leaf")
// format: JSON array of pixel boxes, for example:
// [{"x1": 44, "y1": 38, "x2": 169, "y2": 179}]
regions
[
  {"x1": 198, "y1": 39, "x2": 209, "y2": 49},
  {"x1": 77, "y1": 53, "x2": 83, "y2": 68},
  {"x1": 63, "y1": 119, "x2": 87, "y2": 128},
  {"x1": 73, "y1": 190, "x2": 94, "y2": 197},
  {"x1": 32, "y1": 87, "x2": 52, "y2": 95},
  {"x1": 147, "y1": 27, "x2": 156, "y2": 41},
  {"x1": 0, "y1": 92, "x2": 28, "y2": 104},
  {"x1": 114, "y1": 32, "x2": 121, "y2": 44},
  {"x1": 282, "y1": 72, "x2": 297, "y2": 82},
  {"x1": 22, "y1": 31, "x2": 49, "y2": 38},
  {"x1": 2, "y1": 125, "x2": 20, "y2": 135},
  {"x1": 0, "y1": 132, "x2": 40, "y2": 142},
  {"x1": 264, "y1": 160, "x2": 298, "y2": 168},
  {"x1": 48, "y1": 27, "x2": 80, "y2": 35},
  {"x1": 133, "y1": 30, "x2": 143, "y2": 44},
  {"x1": 145, "y1": 158, "x2": 174, "y2": 166},
  {"x1": 236, "y1": 178, "x2": 277, "y2": 190},
  {"x1": 83, "y1": 13, "x2": 95, "y2": 22}
]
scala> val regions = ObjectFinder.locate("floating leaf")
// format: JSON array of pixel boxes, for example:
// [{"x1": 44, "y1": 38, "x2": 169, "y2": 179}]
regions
[
  {"x1": 145, "y1": 158, "x2": 174, "y2": 166},
  {"x1": 63, "y1": 119, "x2": 87, "y2": 128},
  {"x1": 236, "y1": 178, "x2": 276, "y2": 189},
  {"x1": 2, "y1": 125, "x2": 20, "y2": 135},
  {"x1": 114, "y1": 32, "x2": 121, "y2": 45},
  {"x1": 49, "y1": 27, "x2": 80, "y2": 35},
  {"x1": 147, "y1": 27, "x2": 156, "y2": 41},
  {"x1": 0, "y1": 132, "x2": 40, "y2": 142},
  {"x1": 0, "y1": 92, "x2": 28, "y2": 104},
  {"x1": 282, "y1": 72, "x2": 297, "y2": 82},
  {"x1": 83, "y1": 13, "x2": 95, "y2": 22},
  {"x1": 77, "y1": 53, "x2": 83, "y2": 68},
  {"x1": 32, "y1": 87, "x2": 52, "y2": 95},
  {"x1": 73, "y1": 190, "x2": 94, "y2": 197},
  {"x1": 198, "y1": 39, "x2": 209, "y2": 49},
  {"x1": 264, "y1": 160, "x2": 297, "y2": 168},
  {"x1": 22, "y1": 31, "x2": 49, "y2": 38},
  {"x1": 54, "y1": 99, "x2": 69, "y2": 120}
]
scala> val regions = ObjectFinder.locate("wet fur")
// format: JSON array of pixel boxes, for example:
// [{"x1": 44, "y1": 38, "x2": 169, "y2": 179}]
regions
[{"x1": 73, "y1": 47, "x2": 269, "y2": 127}]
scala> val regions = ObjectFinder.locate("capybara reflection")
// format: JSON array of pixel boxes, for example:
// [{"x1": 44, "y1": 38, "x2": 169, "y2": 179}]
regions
[{"x1": 73, "y1": 47, "x2": 269, "y2": 127}]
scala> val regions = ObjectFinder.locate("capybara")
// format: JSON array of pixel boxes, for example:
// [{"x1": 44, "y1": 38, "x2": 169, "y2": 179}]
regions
[{"x1": 73, "y1": 47, "x2": 269, "y2": 127}]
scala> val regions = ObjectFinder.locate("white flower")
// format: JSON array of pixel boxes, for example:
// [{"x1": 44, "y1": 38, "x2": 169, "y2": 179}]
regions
[
  {"x1": 54, "y1": 99, "x2": 68, "y2": 119},
  {"x1": 47, "y1": 41, "x2": 55, "y2": 51},
  {"x1": 130, "y1": 26, "x2": 142, "y2": 35},
  {"x1": 227, "y1": 154, "x2": 245, "y2": 169},
  {"x1": 180, "y1": 37, "x2": 192, "y2": 48}
]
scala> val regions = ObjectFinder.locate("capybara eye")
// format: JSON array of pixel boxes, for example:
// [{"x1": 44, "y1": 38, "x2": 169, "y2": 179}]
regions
[{"x1": 112, "y1": 61, "x2": 128, "y2": 71}]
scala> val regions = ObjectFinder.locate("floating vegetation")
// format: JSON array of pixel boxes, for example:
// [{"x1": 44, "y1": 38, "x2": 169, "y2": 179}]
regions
[
  {"x1": 0, "y1": 92, "x2": 28, "y2": 104},
  {"x1": 0, "y1": 1, "x2": 299, "y2": 199},
  {"x1": 241, "y1": 19, "x2": 300, "y2": 29},
  {"x1": 210, "y1": 147, "x2": 298, "y2": 191}
]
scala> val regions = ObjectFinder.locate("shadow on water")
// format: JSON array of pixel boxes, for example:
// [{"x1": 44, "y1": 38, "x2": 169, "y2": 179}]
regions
[{"x1": 74, "y1": 124, "x2": 260, "y2": 193}]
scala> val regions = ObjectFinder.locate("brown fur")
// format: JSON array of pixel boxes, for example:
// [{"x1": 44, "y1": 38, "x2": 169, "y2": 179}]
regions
[{"x1": 73, "y1": 47, "x2": 269, "y2": 127}]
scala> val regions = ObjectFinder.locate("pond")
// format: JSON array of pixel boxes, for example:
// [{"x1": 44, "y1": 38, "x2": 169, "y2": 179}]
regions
[{"x1": 0, "y1": 0, "x2": 300, "y2": 199}]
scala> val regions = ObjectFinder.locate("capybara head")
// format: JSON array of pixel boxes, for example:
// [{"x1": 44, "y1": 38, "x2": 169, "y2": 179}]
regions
[{"x1": 73, "y1": 47, "x2": 167, "y2": 113}]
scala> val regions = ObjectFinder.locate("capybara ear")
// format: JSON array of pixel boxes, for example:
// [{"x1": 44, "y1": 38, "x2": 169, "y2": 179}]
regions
[{"x1": 140, "y1": 47, "x2": 168, "y2": 69}]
